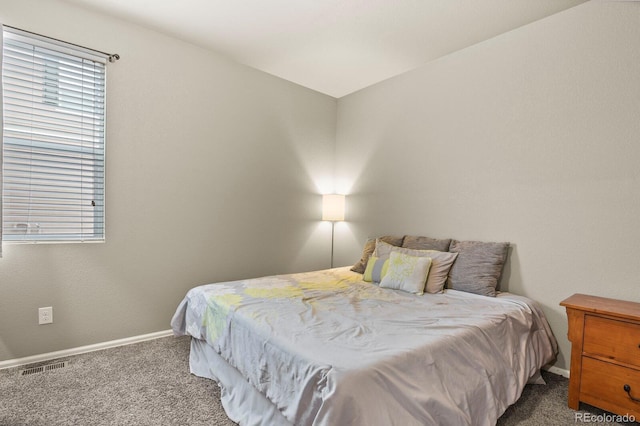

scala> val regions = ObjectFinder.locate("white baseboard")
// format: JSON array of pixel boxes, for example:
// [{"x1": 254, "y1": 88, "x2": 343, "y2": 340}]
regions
[
  {"x1": 544, "y1": 365, "x2": 570, "y2": 378},
  {"x1": 0, "y1": 329, "x2": 174, "y2": 370}
]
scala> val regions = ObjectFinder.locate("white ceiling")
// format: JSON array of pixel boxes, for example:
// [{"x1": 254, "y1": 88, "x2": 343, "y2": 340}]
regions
[{"x1": 61, "y1": 0, "x2": 587, "y2": 98}]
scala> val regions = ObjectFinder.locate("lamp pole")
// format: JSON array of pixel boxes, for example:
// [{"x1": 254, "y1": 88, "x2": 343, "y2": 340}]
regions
[
  {"x1": 322, "y1": 194, "x2": 345, "y2": 269},
  {"x1": 330, "y1": 220, "x2": 336, "y2": 268}
]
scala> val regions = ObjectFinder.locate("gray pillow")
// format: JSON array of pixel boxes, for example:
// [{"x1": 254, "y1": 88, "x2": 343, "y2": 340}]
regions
[
  {"x1": 402, "y1": 235, "x2": 452, "y2": 252},
  {"x1": 447, "y1": 240, "x2": 509, "y2": 297},
  {"x1": 351, "y1": 235, "x2": 404, "y2": 274}
]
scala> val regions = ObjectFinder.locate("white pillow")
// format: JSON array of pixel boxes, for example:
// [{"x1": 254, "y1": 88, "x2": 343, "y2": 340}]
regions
[
  {"x1": 379, "y1": 251, "x2": 432, "y2": 295},
  {"x1": 374, "y1": 239, "x2": 458, "y2": 293}
]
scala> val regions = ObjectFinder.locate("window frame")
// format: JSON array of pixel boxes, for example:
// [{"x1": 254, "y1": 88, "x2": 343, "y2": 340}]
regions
[{"x1": 1, "y1": 26, "x2": 108, "y2": 244}]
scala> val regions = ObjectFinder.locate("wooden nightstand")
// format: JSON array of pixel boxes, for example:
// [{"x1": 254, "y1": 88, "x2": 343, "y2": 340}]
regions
[{"x1": 560, "y1": 294, "x2": 640, "y2": 418}]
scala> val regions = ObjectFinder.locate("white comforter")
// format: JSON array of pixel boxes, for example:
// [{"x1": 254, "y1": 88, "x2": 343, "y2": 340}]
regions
[{"x1": 171, "y1": 267, "x2": 557, "y2": 426}]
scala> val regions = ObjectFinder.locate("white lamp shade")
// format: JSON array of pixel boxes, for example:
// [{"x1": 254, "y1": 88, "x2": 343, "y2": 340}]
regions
[{"x1": 322, "y1": 194, "x2": 345, "y2": 221}]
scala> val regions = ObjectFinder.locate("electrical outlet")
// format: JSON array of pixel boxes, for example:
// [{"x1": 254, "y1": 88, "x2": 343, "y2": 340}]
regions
[{"x1": 38, "y1": 307, "x2": 53, "y2": 325}]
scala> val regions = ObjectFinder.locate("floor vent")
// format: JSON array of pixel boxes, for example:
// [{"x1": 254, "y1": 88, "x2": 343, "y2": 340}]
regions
[{"x1": 19, "y1": 361, "x2": 69, "y2": 376}]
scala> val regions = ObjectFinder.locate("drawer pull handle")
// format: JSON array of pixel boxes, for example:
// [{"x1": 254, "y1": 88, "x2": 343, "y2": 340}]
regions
[{"x1": 624, "y1": 384, "x2": 640, "y2": 403}]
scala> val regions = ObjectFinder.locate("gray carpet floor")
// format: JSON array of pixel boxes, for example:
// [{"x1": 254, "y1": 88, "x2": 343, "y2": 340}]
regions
[{"x1": 0, "y1": 335, "x2": 637, "y2": 425}]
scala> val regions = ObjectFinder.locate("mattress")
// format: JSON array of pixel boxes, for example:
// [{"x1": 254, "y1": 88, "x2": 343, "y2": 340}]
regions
[{"x1": 171, "y1": 267, "x2": 557, "y2": 426}]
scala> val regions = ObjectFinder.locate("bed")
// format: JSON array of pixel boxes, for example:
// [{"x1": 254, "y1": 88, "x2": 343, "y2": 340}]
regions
[{"x1": 171, "y1": 262, "x2": 557, "y2": 426}]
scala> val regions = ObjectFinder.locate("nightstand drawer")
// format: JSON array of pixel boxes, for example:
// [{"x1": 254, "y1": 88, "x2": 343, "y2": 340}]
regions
[
  {"x1": 580, "y1": 357, "x2": 640, "y2": 418},
  {"x1": 583, "y1": 314, "x2": 640, "y2": 368}
]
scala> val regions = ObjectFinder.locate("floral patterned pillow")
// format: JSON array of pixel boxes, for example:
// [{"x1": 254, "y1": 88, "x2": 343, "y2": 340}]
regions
[{"x1": 379, "y1": 251, "x2": 432, "y2": 295}]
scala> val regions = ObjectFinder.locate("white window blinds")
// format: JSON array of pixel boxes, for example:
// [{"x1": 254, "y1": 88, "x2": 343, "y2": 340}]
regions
[{"x1": 2, "y1": 27, "x2": 106, "y2": 243}]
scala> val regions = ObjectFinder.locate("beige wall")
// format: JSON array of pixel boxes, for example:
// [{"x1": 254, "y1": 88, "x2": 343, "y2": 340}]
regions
[
  {"x1": 335, "y1": 1, "x2": 640, "y2": 371},
  {"x1": 0, "y1": 0, "x2": 337, "y2": 361}
]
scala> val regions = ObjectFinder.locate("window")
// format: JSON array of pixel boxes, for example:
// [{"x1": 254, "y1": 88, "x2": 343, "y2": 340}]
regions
[{"x1": 1, "y1": 27, "x2": 107, "y2": 243}]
